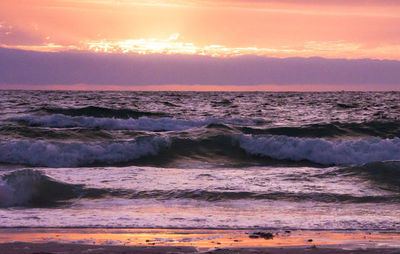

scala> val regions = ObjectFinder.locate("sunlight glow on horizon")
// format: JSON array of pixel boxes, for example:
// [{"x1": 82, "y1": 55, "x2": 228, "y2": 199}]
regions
[
  {"x1": 3, "y1": 83, "x2": 391, "y2": 92},
  {"x1": 3, "y1": 34, "x2": 400, "y2": 60},
  {"x1": 86, "y1": 33, "x2": 285, "y2": 57}
]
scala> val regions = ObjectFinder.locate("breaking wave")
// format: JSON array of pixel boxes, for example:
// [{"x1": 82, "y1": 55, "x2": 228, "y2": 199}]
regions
[
  {"x1": 1, "y1": 133, "x2": 400, "y2": 167},
  {"x1": 0, "y1": 169, "x2": 84, "y2": 207},
  {"x1": 16, "y1": 113, "x2": 400, "y2": 139},
  {"x1": 13, "y1": 114, "x2": 262, "y2": 131},
  {"x1": 238, "y1": 135, "x2": 400, "y2": 165},
  {"x1": 0, "y1": 169, "x2": 120, "y2": 207},
  {"x1": 14, "y1": 114, "x2": 209, "y2": 131},
  {"x1": 0, "y1": 136, "x2": 170, "y2": 167}
]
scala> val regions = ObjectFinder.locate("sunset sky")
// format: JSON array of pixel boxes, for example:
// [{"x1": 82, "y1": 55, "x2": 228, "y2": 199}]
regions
[{"x1": 1, "y1": 0, "x2": 400, "y2": 90}]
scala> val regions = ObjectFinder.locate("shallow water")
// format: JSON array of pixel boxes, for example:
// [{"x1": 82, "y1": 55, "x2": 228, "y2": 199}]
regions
[{"x1": 0, "y1": 91, "x2": 399, "y2": 230}]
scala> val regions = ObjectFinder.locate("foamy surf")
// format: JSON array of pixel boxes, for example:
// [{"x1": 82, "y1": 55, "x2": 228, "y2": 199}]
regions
[
  {"x1": 0, "y1": 136, "x2": 170, "y2": 167},
  {"x1": 1, "y1": 134, "x2": 400, "y2": 167},
  {"x1": 238, "y1": 135, "x2": 400, "y2": 165},
  {"x1": 13, "y1": 114, "x2": 267, "y2": 131}
]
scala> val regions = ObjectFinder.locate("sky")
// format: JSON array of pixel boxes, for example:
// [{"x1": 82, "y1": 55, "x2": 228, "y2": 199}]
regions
[{"x1": 1, "y1": 0, "x2": 400, "y2": 91}]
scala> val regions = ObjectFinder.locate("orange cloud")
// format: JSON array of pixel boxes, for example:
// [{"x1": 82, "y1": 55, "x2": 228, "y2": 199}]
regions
[
  {"x1": 1, "y1": 0, "x2": 400, "y2": 59},
  {"x1": 4, "y1": 35, "x2": 400, "y2": 60}
]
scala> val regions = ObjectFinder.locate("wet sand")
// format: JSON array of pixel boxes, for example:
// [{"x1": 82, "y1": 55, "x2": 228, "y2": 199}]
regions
[
  {"x1": 0, "y1": 228, "x2": 399, "y2": 253},
  {"x1": 1, "y1": 242, "x2": 400, "y2": 254}
]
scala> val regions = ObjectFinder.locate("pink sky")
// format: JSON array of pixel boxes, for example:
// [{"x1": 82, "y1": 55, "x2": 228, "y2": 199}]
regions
[{"x1": 1, "y1": 0, "x2": 400, "y2": 90}]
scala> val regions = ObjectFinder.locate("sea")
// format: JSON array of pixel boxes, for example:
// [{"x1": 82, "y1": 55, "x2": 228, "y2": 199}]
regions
[{"x1": 0, "y1": 90, "x2": 399, "y2": 231}]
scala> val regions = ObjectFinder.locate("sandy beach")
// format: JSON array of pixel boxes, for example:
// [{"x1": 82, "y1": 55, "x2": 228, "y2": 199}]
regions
[
  {"x1": 1, "y1": 242, "x2": 400, "y2": 254},
  {"x1": 0, "y1": 228, "x2": 399, "y2": 253}
]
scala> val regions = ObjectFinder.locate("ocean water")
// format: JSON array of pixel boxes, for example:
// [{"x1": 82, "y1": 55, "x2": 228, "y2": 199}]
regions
[{"x1": 0, "y1": 90, "x2": 399, "y2": 230}]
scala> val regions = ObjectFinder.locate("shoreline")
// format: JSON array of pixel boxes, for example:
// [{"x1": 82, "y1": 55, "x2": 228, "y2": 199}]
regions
[
  {"x1": 0, "y1": 228, "x2": 399, "y2": 253},
  {"x1": 1, "y1": 242, "x2": 400, "y2": 254}
]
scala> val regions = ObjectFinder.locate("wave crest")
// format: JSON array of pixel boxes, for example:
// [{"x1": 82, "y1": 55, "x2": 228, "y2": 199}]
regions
[
  {"x1": 14, "y1": 114, "x2": 263, "y2": 131},
  {"x1": 0, "y1": 170, "x2": 83, "y2": 207},
  {"x1": 238, "y1": 135, "x2": 400, "y2": 165},
  {"x1": 15, "y1": 114, "x2": 216, "y2": 131},
  {"x1": 240, "y1": 120, "x2": 400, "y2": 138},
  {"x1": 339, "y1": 161, "x2": 400, "y2": 191},
  {"x1": 0, "y1": 136, "x2": 170, "y2": 167},
  {"x1": 2, "y1": 134, "x2": 400, "y2": 167},
  {"x1": 2, "y1": 169, "x2": 396, "y2": 208}
]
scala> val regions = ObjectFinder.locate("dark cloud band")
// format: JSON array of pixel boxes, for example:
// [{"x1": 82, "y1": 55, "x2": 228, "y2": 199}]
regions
[{"x1": 0, "y1": 47, "x2": 399, "y2": 88}]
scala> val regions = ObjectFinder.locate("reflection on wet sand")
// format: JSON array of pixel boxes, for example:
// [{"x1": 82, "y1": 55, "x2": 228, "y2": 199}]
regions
[{"x1": 0, "y1": 228, "x2": 399, "y2": 251}]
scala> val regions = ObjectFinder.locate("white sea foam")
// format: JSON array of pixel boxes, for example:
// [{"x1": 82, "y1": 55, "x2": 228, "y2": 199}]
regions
[
  {"x1": 15, "y1": 114, "x2": 207, "y2": 131},
  {"x1": 0, "y1": 137, "x2": 170, "y2": 167},
  {"x1": 13, "y1": 114, "x2": 263, "y2": 131},
  {"x1": 238, "y1": 135, "x2": 400, "y2": 165}
]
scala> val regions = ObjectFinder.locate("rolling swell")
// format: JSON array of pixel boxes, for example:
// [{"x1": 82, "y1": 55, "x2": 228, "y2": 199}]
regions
[
  {"x1": 0, "y1": 169, "x2": 85, "y2": 207},
  {"x1": 240, "y1": 120, "x2": 400, "y2": 138},
  {"x1": 0, "y1": 125, "x2": 115, "y2": 141},
  {"x1": 15, "y1": 113, "x2": 400, "y2": 138},
  {"x1": 0, "y1": 170, "x2": 121, "y2": 207},
  {"x1": 1, "y1": 133, "x2": 400, "y2": 167},
  {"x1": 116, "y1": 189, "x2": 400, "y2": 203},
  {"x1": 336, "y1": 161, "x2": 400, "y2": 191},
  {"x1": 38, "y1": 106, "x2": 169, "y2": 119},
  {"x1": 1, "y1": 170, "x2": 398, "y2": 208}
]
